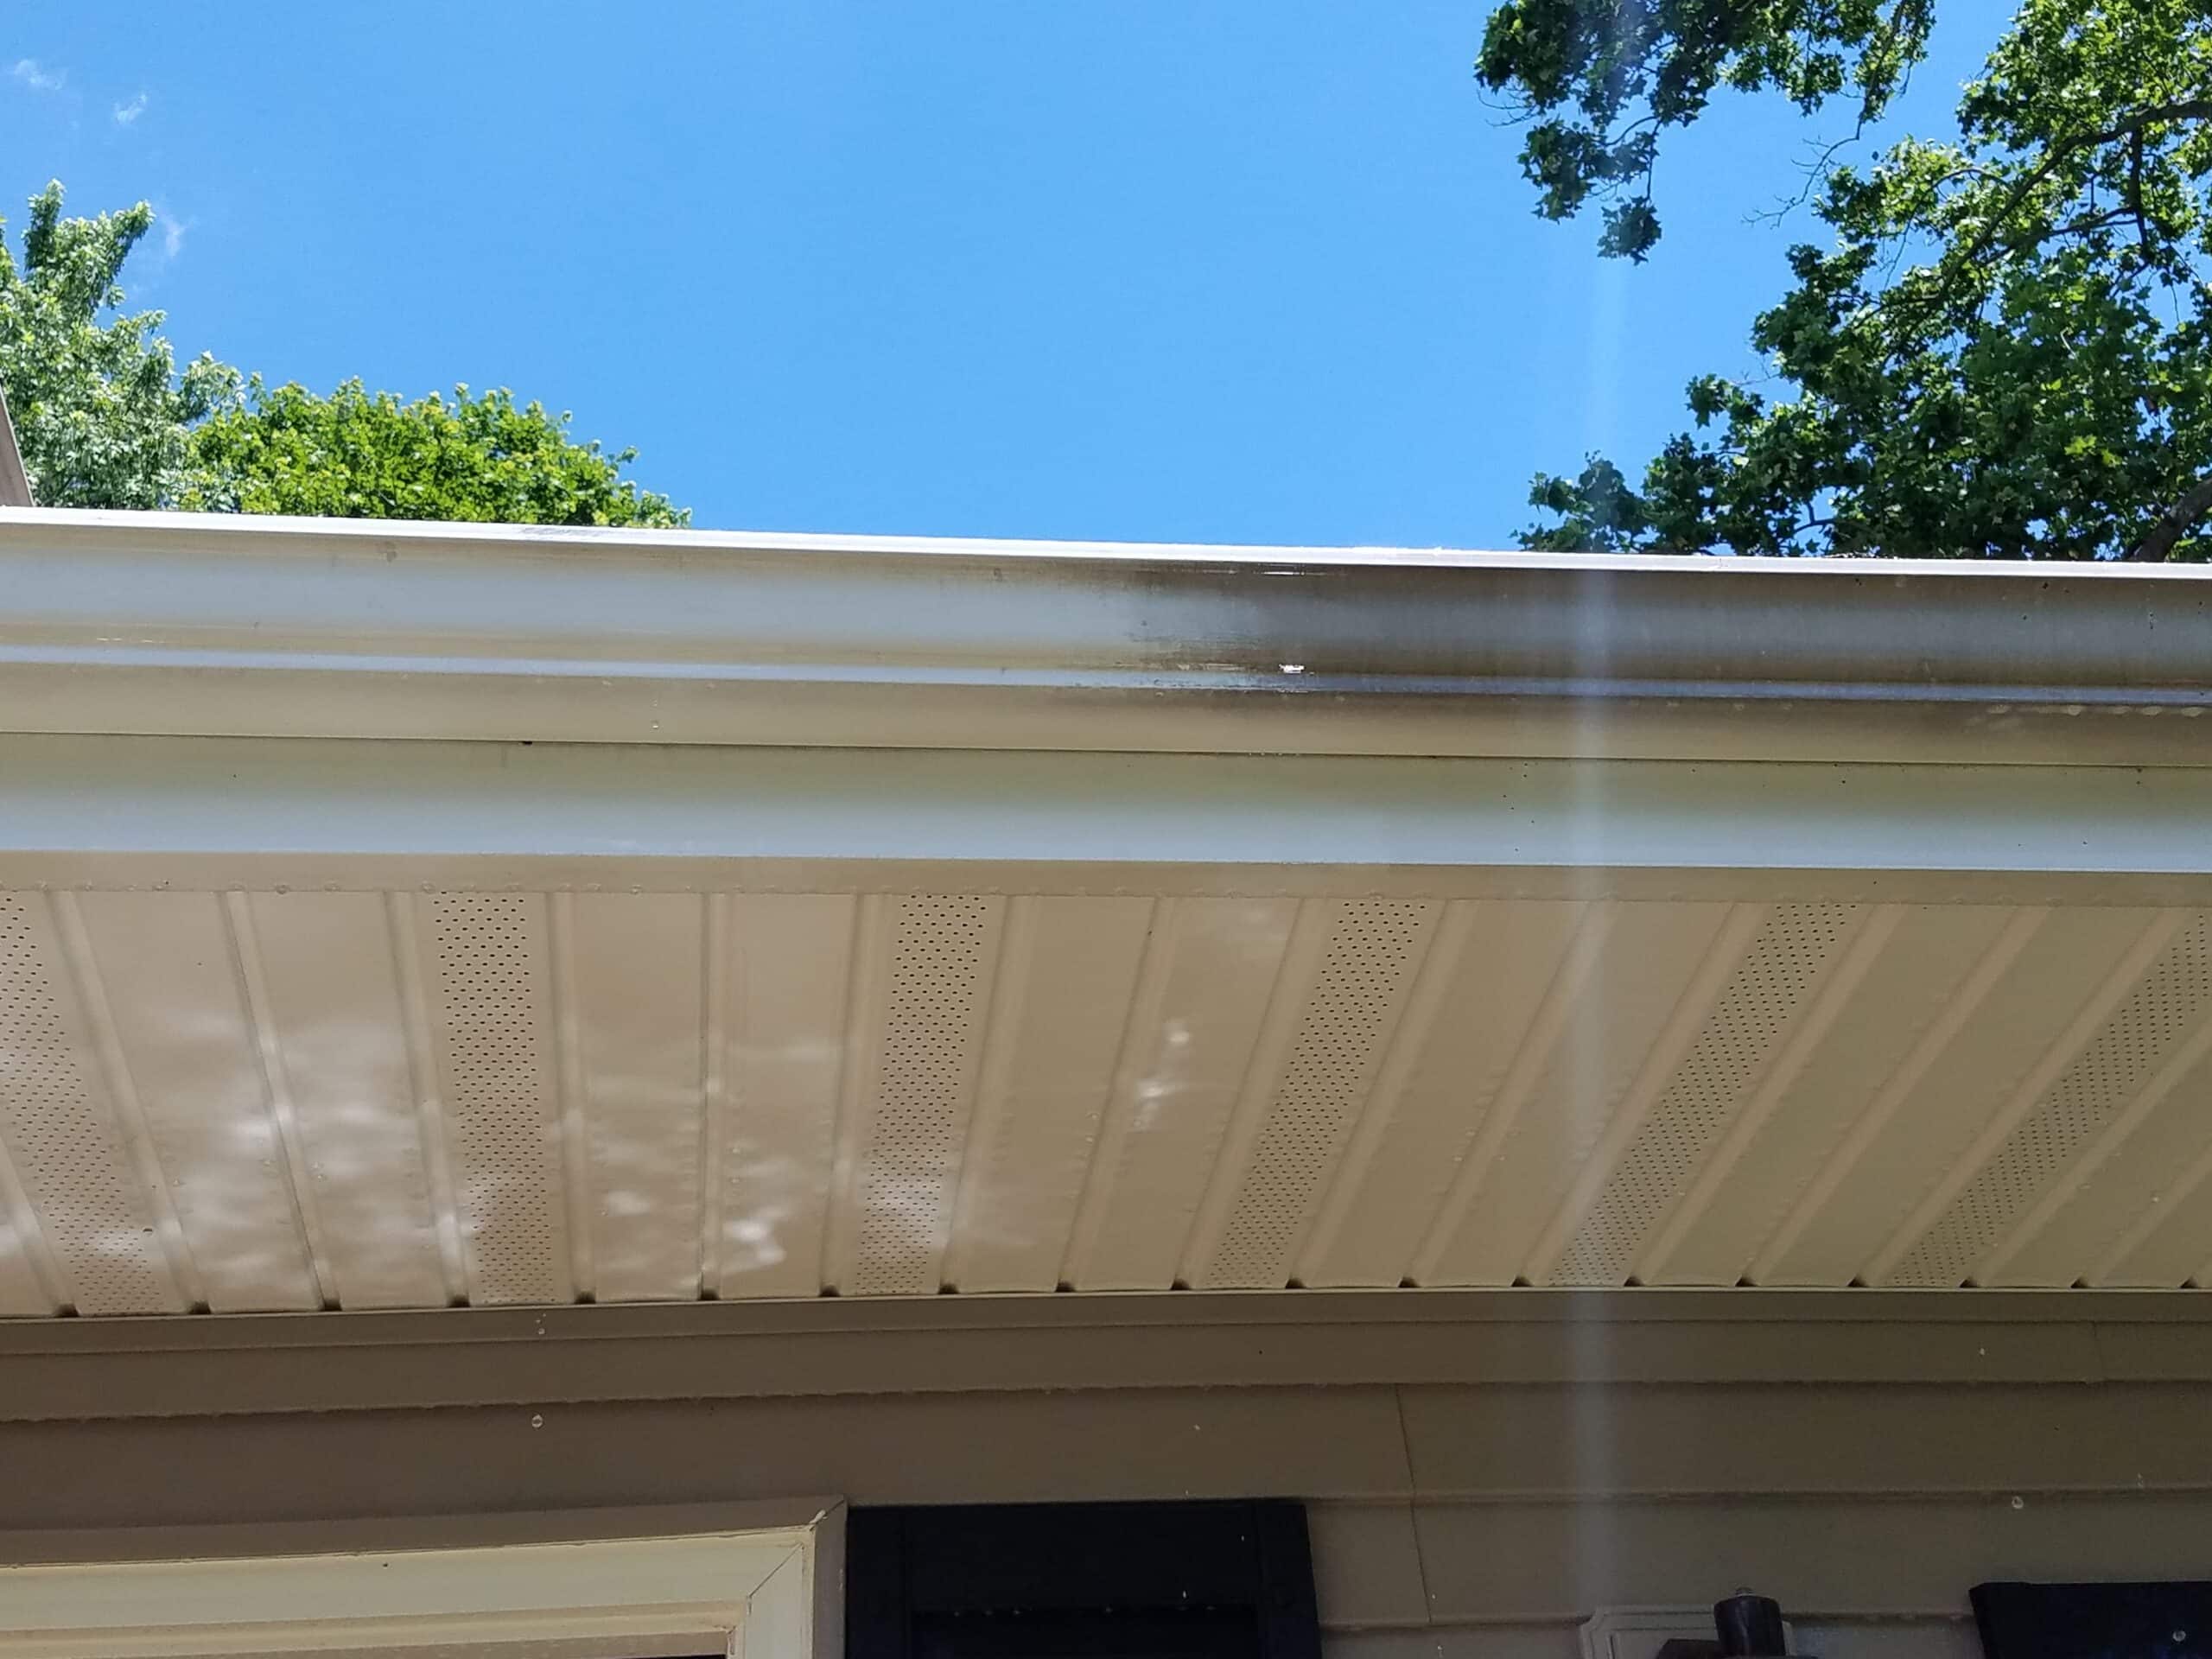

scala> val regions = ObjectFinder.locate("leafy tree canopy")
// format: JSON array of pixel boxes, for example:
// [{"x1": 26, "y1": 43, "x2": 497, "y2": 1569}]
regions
[
  {"x1": 1491, "y1": 0, "x2": 2212, "y2": 560},
  {"x1": 0, "y1": 181, "x2": 685, "y2": 526},
  {"x1": 0, "y1": 182, "x2": 238, "y2": 508},
  {"x1": 186, "y1": 380, "x2": 686, "y2": 527}
]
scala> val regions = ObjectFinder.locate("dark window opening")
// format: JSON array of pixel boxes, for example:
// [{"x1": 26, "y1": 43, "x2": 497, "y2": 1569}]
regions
[{"x1": 847, "y1": 1501, "x2": 1319, "y2": 1659}]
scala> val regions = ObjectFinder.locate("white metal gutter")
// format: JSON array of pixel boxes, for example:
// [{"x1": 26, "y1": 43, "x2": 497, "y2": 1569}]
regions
[{"x1": 3, "y1": 506, "x2": 2209, "y2": 765}]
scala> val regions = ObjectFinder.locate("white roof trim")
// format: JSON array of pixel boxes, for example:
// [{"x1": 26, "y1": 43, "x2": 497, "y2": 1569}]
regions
[
  {"x1": 2, "y1": 735, "x2": 2208, "y2": 897},
  {"x1": 3, "y1": 507, "x2": 2209, "y2": 765}
]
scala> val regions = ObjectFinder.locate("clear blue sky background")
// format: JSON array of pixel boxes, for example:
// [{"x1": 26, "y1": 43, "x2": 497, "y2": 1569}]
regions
[{"x1": 7, "y1": 3, "x2": 2005, "y2": 546}]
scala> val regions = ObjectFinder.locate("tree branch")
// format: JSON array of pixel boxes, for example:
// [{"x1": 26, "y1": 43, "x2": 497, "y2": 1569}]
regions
[
  {"x1": 1878, "y1": 99, "x2": 2212, "y2": 357},
  {"x1": 2128, "y1": 128, "x2": 2152, "y2": 257},
  {"x1": 1753, "y1": 115, "x2": 1875, "y2": 227},
  {"x1": 2127, "y1": 473, "x2": 2212, "y2": 563},
  {"x1": 1999, "y1": 205, "x2": 2137, "y2": 252},
  {"x1": 1950, "y1": 99, "x2": 2212, "y2": 280}
]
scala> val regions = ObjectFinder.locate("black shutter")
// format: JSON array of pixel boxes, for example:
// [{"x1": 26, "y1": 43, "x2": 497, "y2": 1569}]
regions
[{"x1": 846, "y1": 1501, "x2": 1321, "y2": 1659}]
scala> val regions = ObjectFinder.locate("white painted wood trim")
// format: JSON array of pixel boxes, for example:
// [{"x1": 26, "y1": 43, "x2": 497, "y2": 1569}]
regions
[{"x1": 0, "y1": 1510, "x2": 840, "y2": 1659}]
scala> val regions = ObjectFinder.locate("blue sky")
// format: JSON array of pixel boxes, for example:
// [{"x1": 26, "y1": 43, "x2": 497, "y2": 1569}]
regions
[{"x1": 6, "y1": 3, "x2": 2005, "y2": 546}]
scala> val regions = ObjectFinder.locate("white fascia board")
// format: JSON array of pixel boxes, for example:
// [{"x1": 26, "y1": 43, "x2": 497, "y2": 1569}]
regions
[
  {"x1": 3, "y1": 508, "x2": 2209, "y2": 765},
  {"x1": 4, "y1": 734, "x2": 2210, "y2": 902}
]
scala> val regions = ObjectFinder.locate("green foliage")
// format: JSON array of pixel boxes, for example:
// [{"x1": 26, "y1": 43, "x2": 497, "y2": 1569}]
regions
[
  {"x1": 0, "y1": 181, "x2": 685, "y2": 526},
  {"x1": 0, "y1": 181, "x2": 238, "y2": 507},
  {"x1": 185, "y1": 381, "x2": 688, "y2": 527},
  {"x1": 1508, "y1": 0, "x2": 2212, "y2": 560},
  {"x1": 1478, "y1": 0, "x2": 1935, "y2": 259}
]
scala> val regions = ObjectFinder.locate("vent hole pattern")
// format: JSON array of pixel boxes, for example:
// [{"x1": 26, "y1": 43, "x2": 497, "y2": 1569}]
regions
[
  {"x1": 0, "y1": 896, "x2": 167, "y2": 1314},
  {"x1": 1889, "y1": 913, "x2": 2212, "y2": 1287},
  {"x1": 1554, "y1": 905, "x2": 1855, "y2": 1286},
  {"x1": 1209, "y1": 901, "x2": 1431, "y2": 1287},
  {"x1": 855, "y1": 898, "x2": 994, "y2": 1294},
  {"x1": 430, "y1": 895, "x2": 563, "y2": 1305}
]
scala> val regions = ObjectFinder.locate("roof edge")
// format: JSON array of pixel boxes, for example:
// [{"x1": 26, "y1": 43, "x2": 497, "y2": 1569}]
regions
[{"x1": 5, "y1": 507, "x2": 2209, "y2": 765}]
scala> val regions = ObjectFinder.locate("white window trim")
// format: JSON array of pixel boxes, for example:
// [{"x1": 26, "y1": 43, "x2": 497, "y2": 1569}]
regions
[{"x1": 0, "y1": 1504, "x2": 840, "y2": 1659}]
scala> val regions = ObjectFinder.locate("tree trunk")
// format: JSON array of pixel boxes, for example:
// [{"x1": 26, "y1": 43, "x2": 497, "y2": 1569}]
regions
[{"x1": 2126, "y1": 474, "x2": 2212, "y2": 563}]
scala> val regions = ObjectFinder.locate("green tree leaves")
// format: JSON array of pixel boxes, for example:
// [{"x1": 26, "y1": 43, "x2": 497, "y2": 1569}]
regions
[
  {"x1": 0, "y1": 181, "x2": 686, "y2": 527},
  {"x1": 1478, "y1": 0, "x2": 1935, "y2": 260},
  {"x1": 1502, "y1": 0, "x2": 2212, "y2": 559},
  {"x1": 185, "y1": 381, "x2": 686, "y2": 527},
  {"x1": 0, "y1": 182, "x2": 238, "y2": 507}
]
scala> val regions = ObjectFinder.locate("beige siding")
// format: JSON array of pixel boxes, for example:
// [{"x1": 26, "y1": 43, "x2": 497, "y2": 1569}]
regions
[{"x1": 4, "y1": 1376, "x2": 2210, "y2": 1649}]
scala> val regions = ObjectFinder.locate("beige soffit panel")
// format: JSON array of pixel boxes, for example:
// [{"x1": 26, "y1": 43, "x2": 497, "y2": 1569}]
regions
[
  {"x1": 1297, "y1": 900, "x2": 1586, "y2": 1290},
  {"x1": 415, "y1": 893, "x2": 572, "y2": 1306},
  {"x1": 1188, "y1": 899, "x2": 1440, "y2": 1291},
  {"x1": 716, "y1": 893, "x2": 857, "y2": 1300},
  {"x1": 561, "y1": 893, "x2": 707, "y2": 1303},
  {"x1": 0, "y1": 1209, "x2": 48, "y2": 1319},
  {"x1": 3, "y1": 889, "x2": 2212, "y2": 1313},
  {"x1": 1547, "y1": 903, "x2": 1864, "y2": 1287},
  {"x1": 69, "y1": 892, "x2": 321, "y2": 1313},
  {"x1": 2095, "y1": 1128, "x2": 2212, "y2": 1290},
  {"x1": 240, "y1": 892, "x2": 458, "y2": 1309},
  {"x1": 1750, "y1": 907, "x2": 2166, "y2": 1286},
  {"x1": 1636, "y1": 904, "x2": 2020, "y2": 1287},
  {"x1": 0, "y1": 894, "x2": 183, "y2": 1316},
  {"x1": 1413, "y1": 903, "x2": 1739, "y2": 1287},
  {"x1": 826, "y1": 895, "x2": 1003, "y2": 1296},
  {"x1": 1891, "y1": 912, "x2": 2212, "y2": 1287},
  {"x1": 940, "y1": 895, "x2": 1154, "y2": 1294},
  {"x1": 1061, "y1": 898, "x2": 1299, "y2": 1292}
]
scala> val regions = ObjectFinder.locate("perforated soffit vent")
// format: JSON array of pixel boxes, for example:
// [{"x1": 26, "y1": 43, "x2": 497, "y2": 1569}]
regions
[{"x1": 1, "y1": 889, "x2": 2210, "y2": 1316}]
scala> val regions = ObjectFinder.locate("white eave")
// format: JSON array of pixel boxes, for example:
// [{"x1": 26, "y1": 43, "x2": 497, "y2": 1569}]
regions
[{"x1": 3, "y1": 507, "x2": 2212, "y2": 1324}]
